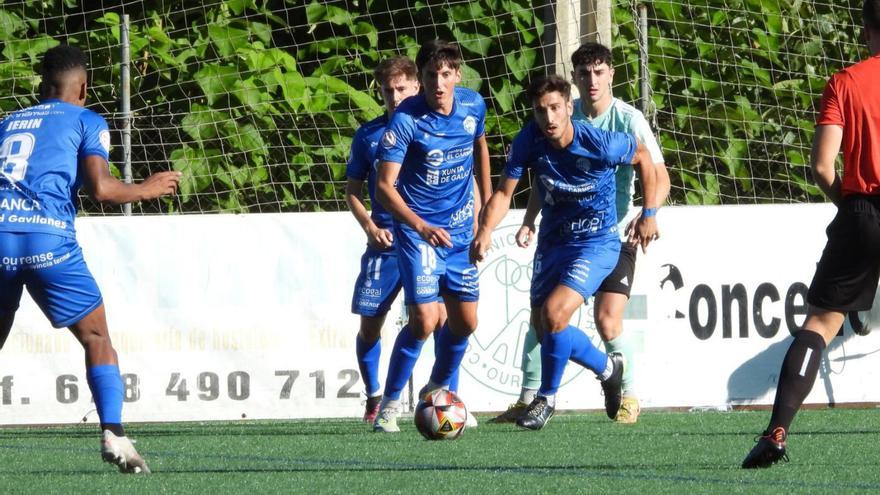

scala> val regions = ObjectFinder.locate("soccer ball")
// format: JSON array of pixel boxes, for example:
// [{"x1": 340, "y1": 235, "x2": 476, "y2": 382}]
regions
[{"x1": 414, "y1": 389, "x2": 468, "y2": 440}]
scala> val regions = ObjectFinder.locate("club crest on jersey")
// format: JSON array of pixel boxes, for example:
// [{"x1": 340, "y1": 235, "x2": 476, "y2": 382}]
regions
[
  {"x1": 99, "y1": 130, "x2": 111, "y2": 152},
  {"x1": 426, "y1": 149, "x2": 444, "y2": 167},
  {"x1": 381, "y1": 130, "x2": 396, "y2": 148},
  {"x1": 463, "y1": 115, "x2": 477, "y2": 135}
]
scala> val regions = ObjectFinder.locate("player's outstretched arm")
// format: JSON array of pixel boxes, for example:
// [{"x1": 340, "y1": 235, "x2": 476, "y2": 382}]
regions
[
  {"x1": 630, "y1": 141, "x2": 659, "y2": 252},
  {"x1": 472, "y1": 176, "x2": 482, "y2": 234},
  {"x1": 345, "y1": 178, "x2": 393, "y2": 248},
  {"x1": 80, "y1": 155, "x2": 180, "y2": 205},
  {"x1": 517, "y1": 181, "x2": 541, "y2": 248},
  {"x1": 474, "y1": 134, "x2": 492, "y2": 207},
  {"x1": 376, "y1": 160, "x2": 452, "y2": 247},
  {"x1": 655, "y1": 160, "x2": 671, "y2": 208},
  {"x1": 625, "y1": 161, "x2": 670, "y2": 244},
  {"x1": 810, "y1": 124, "x2": 844, "y2": 205},
  {"x1": 470, "y1": 174, "x2": 519, "y2": 264}
]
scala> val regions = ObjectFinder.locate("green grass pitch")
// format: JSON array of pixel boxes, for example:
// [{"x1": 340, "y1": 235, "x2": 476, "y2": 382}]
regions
[{"x1": 1, "y1": 409, "x2": 879, "y2": 493}]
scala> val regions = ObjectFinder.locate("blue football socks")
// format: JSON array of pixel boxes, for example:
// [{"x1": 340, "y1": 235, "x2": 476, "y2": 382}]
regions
[
  {"x1": 430, "y1": 323, "x2": 469, "y2": 387},
  {"x1": 356, "y1": 334, "x2": 382, "y2": 397},
  {"x1": 382, "y1": 325, "x2": 425, "y2": 401},
  {"x1": 434, "y1": 326, "x2": 461, "y2": 392},
  {"x1": 86, "y1": 364, "x2": 124, "y2": 432},
  {"x1": 539, "y1": 327, "x2": 572, "y2": 396},
  {"x1": 568, "y1": 325, "x2": 609, "y2": 375}
]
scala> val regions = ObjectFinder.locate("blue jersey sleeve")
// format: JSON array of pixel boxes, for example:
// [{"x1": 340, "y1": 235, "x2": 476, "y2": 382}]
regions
[
  {"x1": 503, "y1": 123, "x2": 535, "y2": 180},
  {"x1": 376, "y1": 110, "x2": 414, "y2": 165},
  {"x1": 78, "y1": 110, "x2": 110, "y2": 161},
  {"x1": 345, "y1": 127, "x2": 370, "y2": 181}
]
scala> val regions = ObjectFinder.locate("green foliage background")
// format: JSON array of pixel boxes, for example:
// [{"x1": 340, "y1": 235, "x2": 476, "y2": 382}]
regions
[{"x1": 0, "y1": 0, "x2": 867, "y2": 213}]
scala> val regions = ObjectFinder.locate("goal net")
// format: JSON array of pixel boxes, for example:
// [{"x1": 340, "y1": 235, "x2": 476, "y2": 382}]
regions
[{"x1": 0, "y1": 0, "x2": 868, "y2": 214}]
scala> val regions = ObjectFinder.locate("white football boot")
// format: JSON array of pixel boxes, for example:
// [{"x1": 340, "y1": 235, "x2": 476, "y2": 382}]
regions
[
  {"x1": 101, "y1": 430, "x2": 151, "y2": 474},
  {"x1": 372, "y1": 399, "x2": 401, "y2": 433}
]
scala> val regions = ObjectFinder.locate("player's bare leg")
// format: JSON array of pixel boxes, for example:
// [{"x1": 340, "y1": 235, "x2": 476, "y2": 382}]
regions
[
  {"x1": 69, "y1": 305, "x2": 118, "y2": 367},
  {"x1": 594, "y1": 290, "x2": 639, "y2": 423},
  {"x1": 69, "y1": 305, "x2": 149, "y2": 474},
  {"x1": 743, "y1": 309, "x2": 843, "y2": 468},
  {"x1": 358, "y1": 314, "x2": 386, "y2": 423}
]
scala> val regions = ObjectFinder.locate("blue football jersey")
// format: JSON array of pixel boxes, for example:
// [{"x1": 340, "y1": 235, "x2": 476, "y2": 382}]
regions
[
  {"x1": 346, "y1": 114, "x2": 394, "y2": 230},
  {"x1": 377, "y1": 87, "x2": 486, "y2": 233},
  {"x1": 0, "y1": 99, "x2": 110, "y2": 238},
  {"x1": 505, "y1": 119, "x2": 637, "y2": 244}
]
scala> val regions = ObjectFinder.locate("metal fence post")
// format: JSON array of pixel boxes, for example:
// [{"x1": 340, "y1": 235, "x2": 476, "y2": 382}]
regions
[{"x1": 121, "y1": 14, "x2": 132, "y2": 216}]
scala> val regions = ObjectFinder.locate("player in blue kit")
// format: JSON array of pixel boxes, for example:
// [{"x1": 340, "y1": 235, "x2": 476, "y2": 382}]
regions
[
  {"x1": 346, "y1": 56, "x2": 448, "y2": 423},
  {"x1": 371, "y1": 40, "x2": 491, "y2": 432},
  {"x1": 346, "y1": 56, "x2": 421, "y2": 423},
  {"x1": 0, "y1": 45, "x2": 181, "y2": 473},
  {"x1": 471, "y1": 74, "x2": 659, "y2": 430},
  {"x1": 492, "y1": 42, "x2": 670, "y2": 425}
]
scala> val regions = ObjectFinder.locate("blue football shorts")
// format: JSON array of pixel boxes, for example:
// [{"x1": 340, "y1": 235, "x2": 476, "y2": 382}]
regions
[
  {"x1": 530, "y1": 235, "x2": 620, "y2": 308},
  {"x1": 395, "y1": 225, "x2": 478, "y2": 305},
  {"x1": 351, "y1": 245, "x2": 403, "y2": 317},
  {"x1": 0, "y1": 232, "x2": 103, "y2": 328}
]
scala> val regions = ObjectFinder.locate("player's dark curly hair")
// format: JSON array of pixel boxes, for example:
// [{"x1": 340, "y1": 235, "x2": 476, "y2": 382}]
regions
[
  {"x1": 866, "y1": 0, "x2": 880, "y2": 31},
  {"x1": 415, "y1": 39, "x2": 462, "y2": 74},
  {"x1": 570, "y1": 42, "x2": 613, "y2": 68},
  {"x1": 374, "y1": 56, "x2": 418, "y2": 85},
  {"x1": 39, "y1": 44, "x2": 87, "y2": 97},
  {"x1": 526, "y1": 74, "x2": 571, "y2": 104}
]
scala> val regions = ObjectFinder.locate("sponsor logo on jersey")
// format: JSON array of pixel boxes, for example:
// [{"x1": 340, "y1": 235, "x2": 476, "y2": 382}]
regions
[
  {"x1": 381, "y1": 130, "x2": 396, "y2": 148},
  {"x1": 445, "y1": 146, "x2": 473, "y2": 162},
  {"x1": 463, "y1": 115, "x2": 477, "y2": 135},
  {"x1": 0, "y1": 198, "x2": 41, "y2": 212},
  {"x1": 99, "y1": 130, "x2": 111, "y2": 153},
  {"x1": 563, "y1": 216, "x2": 602, "y2": 236},
  {"x1": 449, "y1": 198, "x2": 474, "y2": 227},
  {"x1": 426, "y1": 149, "x2": 444, "y2": 167},
  {"x1": 359, "y1": 287, "x2": 383, "y2": 296},
  {"x1": 427, "y1": 169, "x2": 440, "y2": 185}
]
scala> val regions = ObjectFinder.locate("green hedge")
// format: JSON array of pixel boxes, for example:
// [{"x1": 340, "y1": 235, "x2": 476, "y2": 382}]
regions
[{"x1": 0, "y1": 0, "x2": 867, "y2": 212}]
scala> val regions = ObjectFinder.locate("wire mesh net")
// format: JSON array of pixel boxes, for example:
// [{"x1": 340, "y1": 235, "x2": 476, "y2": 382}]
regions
[{"x1": 0, "y1": 0, "x2": 869, "y2": 214}]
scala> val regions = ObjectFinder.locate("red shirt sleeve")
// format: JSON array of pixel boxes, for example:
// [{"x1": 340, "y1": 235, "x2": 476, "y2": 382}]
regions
[{"x1": 816, "y1": 75, "x2": 844, "y2": 126}]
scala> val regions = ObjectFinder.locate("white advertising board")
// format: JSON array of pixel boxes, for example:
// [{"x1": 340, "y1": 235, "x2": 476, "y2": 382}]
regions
[{"x1": 1, "y1": 204, "x2": 879, "y2": 425}]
